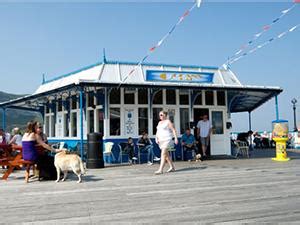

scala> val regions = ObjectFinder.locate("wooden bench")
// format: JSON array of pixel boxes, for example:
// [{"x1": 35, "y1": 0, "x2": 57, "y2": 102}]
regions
[
  {"x1": 1, "y1": 145, "x2": 34, "y2": 180},
  {"x1": 2, "y1": 153, "x2": 35, "y2": 180}
]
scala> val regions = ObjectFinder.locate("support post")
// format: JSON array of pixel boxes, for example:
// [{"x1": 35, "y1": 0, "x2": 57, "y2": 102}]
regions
[
  {"x1": 79, "y1": 87, "x2": 84, "y2": 159},
  {"x1": 248, "y1": 111, "x2": 252, "y2": 131},
  {"x1": 275, "y1": 95, "x2": 279, "y2": 121}
]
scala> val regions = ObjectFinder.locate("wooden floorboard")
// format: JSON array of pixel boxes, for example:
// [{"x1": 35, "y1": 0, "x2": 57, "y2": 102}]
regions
[{"x1": 1, "y1": 149, "x2": 300, "y2": 223}]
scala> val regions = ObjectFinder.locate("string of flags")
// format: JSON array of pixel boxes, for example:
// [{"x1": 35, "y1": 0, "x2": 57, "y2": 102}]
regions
[
  {"x1": 223, "y1": 23, "x2": 300, "y2": 69},
  {"x1": 120, "y1": 0, "x2": 202, "y2": 84},
  {"x1": 224, "y1": 0, "x2": 300, "y2": 68}
]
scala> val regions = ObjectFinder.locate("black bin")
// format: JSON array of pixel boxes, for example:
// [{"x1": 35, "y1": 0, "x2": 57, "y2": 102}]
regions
[{"x1": 86, "y1": 132, "x2": 104, "y2": 169}]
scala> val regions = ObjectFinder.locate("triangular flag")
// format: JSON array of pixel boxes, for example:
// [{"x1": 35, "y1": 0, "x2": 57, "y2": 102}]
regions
[
  {"x1": 255, "y1": 32, "x2": 262, "y2": 38},
  {"x1": 278, "y1": 32, "x2": 286, "y2": 38},
  {"x1": 289, "y1": 25, "x2": 298, "y2": 32},
  {"x1": 282, "y1": 8, "x2": 290, "y2": 14},
  {"x1": 196, "y1": 0, "x2": 202, "y2": 8},
  {"x1": 149, "y1": 46, "x2": 156, "y2": 52},
  {"x1": 294, "y1": 0, "x2": 300, "y2": 3}
]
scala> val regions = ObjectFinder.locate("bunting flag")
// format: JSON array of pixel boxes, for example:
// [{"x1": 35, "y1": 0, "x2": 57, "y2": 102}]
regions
[
  {"x1": 120, "y1": 1, "x2": 200, "y2": 85},
  {"x1": 226, "y1": 0, "x2": 299, "y2": 64},
  {"x1": 222, "y1": 24, "x2": 300, "y2": 68}
]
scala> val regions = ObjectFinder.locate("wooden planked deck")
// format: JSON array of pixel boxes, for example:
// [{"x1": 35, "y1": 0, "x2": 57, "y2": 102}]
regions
[{"x1": 0, "y1": 149, "x2": 300, "y2": 223}]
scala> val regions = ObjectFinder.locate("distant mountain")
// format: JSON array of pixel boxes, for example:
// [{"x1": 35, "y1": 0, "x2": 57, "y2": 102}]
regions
[
  {"x1": 0, "y1": 91, "x2": 24, "y2": 102},
  {"x1": 0, "y1": 91, "x2": 42, "y2": 132}
]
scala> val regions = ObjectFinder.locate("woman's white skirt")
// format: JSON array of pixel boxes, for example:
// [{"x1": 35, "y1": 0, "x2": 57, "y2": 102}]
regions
[{"x1": 159, "y1": 139, "x2": 174, "y2": 150}]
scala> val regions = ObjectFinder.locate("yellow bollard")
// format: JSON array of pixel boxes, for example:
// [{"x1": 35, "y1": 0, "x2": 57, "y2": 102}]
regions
[
  {"x1": 272, "y1": 137, "x2": 290, "y2": 162},
  {"x1": 271, "y1": 120, "x2": 290, "y2": 162}
]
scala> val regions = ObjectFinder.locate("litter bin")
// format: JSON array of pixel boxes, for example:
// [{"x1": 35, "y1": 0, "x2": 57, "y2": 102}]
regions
[{"x1": 86, "y1": 132, "x2": 104, "y2": 168}]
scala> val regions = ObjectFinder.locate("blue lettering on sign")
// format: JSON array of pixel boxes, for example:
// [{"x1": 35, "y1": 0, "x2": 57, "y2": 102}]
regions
[{"x1": 146, "y1": 70, "x2": 214, "y2": 83}]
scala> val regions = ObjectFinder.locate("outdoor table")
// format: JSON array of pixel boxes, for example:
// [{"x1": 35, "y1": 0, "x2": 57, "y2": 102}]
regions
[{"x1": 1, "y1": 145, "x2": 35, "y2": 180}]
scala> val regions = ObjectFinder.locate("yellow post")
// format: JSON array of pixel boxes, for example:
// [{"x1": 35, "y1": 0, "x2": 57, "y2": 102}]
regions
[
  {"x1": 272, "y1": 137, "x2": 290, "y2": 162},
  {"x1": 272, "y1": 120, "x2": 290, "y2": 162}
]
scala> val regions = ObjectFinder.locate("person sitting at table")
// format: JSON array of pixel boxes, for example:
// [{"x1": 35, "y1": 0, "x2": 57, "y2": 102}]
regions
[
  {"x1": 0, "y1": 128, "x2": 10, "y2": 144},
  {"x1": 35, "y1": 122, "x2": 57, "y2": 180},
  {"x1": 122, "y1": 137, "x2": 137, "y2": 164},
  {"x1": 0, "y1": 128, "x2": 11, "y2": 159},
  {"x1": 22, "y1": 121, "x2": 54, "y2": 183},
  {"x1": 137, "y1": 132, "x2": 160, "y2": 165},
  {"x1": 9, "y1": 127, "x2": 23, "y2": 147},
  {"x1": 181, "y1": 128, "x2": 199, "y2": 161}
]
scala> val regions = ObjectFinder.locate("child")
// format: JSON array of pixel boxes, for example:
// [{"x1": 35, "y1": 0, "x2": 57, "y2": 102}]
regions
[{"x1": 123, "y1": 137, "x2": 137, "y2": 164}]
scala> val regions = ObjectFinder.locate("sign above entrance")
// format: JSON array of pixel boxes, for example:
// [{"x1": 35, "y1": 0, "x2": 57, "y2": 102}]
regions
[{"x1": 146, "y1": 70, "x2": 214, "y2": 83}]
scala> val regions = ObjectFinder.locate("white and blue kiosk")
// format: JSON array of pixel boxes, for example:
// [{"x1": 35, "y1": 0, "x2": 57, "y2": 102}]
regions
[{"x1": 0, "y1": 59, "x2": 282, "y2": 161}]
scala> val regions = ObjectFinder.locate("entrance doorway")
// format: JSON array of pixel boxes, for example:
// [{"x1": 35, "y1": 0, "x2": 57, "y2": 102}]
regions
[{"x1": 193, "y1": 108, "x2": 210, "y2": 156}]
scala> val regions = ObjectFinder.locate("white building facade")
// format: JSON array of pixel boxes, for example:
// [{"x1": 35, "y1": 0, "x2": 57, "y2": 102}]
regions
[{"x1": 0, "y1": 60, "x2": 282, "y2": 158}]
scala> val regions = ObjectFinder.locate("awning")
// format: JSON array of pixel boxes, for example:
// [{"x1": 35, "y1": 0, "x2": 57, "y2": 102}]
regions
[{"x1": 0, "y1": 82, "x2": 282, "y2": 113}]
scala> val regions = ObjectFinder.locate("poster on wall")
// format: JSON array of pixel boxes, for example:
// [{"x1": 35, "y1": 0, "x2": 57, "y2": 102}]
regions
[
  {"x1": 57, "y1": 113, "x2": 63, "y2": 137},
  {"x1": 124, "y1": 108, "x2": 136, "y2": 136}
]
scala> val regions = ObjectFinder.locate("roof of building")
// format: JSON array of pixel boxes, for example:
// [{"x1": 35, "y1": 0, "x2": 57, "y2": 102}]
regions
[
  {"x1": 0, "y1": 60, "x2": 282, "y2": 113},
  {"x1": 34, "y1": 60, "x2": 244, "y2": 94}
]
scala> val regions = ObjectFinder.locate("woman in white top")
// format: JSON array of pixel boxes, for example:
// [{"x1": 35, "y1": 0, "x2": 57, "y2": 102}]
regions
[
  {"x1": 9, "y1": 127, "x2": 23, "y2": 146},
  {"x1": 155, "y1": 110, "x2": 178, "y2": 174}
]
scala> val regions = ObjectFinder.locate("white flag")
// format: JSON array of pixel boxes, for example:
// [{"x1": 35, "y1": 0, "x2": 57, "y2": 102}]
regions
[
  {"x1": 196, "y1": 0, "x2": 202, "y2": 8},
  {"x1": 289, "y1": 25, "x2": 298, "y2": 32}
]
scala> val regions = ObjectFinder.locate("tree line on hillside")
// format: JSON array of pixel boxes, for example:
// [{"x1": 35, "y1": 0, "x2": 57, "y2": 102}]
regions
[{"x1": 0, "y1": 91, "x2": 42, "y2": 132}]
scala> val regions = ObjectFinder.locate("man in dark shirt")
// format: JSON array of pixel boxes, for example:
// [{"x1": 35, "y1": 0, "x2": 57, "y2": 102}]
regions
[{"x1": 137, "y1": 132, "x2": 160, "y2": 165}]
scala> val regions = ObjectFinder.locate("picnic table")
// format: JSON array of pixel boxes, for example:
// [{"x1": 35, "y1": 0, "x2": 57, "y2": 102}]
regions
[{"x1": 0, "y1": 144, "x2": 35, "y2": 180}]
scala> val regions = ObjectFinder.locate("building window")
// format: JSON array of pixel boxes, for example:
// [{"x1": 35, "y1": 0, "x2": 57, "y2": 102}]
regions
[
  {"x1": 217, "y1": 91, "x2": 226, "y2": 106},
  {"x1": 72, "y1": 97, "x2": 77, "y2": 109},
  {"x1": 138, "y1": 89, "x2": 148, "y2": 104},
  {"x1": 64, "y1": 114, "x2": 69, "y2": 137},
  {"x1": 110, "y1": 108, "x2": 120, "y2": 136},
  {"x1": 46, "y1": 105, "x2": 50, "y2": 113},
  {"x1": 180, "y1": 108, "x2": 189, "y2": 134},
  {"x1": 205, "y1": 90, "x2": 214, "y2": 105},
  {"x1": 166, "y1": 90, "x2": 176, "y2": 105},
  {"x1": 212, "y1": 111, "x2": 224, "y2": 134},
  {"x1": 71, "y1": 112, "x2": 77, "y2": 137},
  {"x1": 45, "y1": 116, "x2": 50, "y2": 137},
  {"x1": 109, "y1": 88, "x2": 120, "y2": 104},
  {"x1": 124, "y1": 88, "x2": 135, "y2": 104},
  {"x1": 153, "y1": 90, "x2": 163, "y2": 105},
  {"x1": 179, "y1": 93, "x2": 189, "y2": 105},
  {"x1": 96, "y1": 89, "x2": 104, "y2": 105},
  {"x1": 88, "y1": 92, "x2": 95, "y2": 108},
  {"x1": 138, "y1": 108, "x2": 148, "y2": 135},
  {"x1": 152, "y1": 108, "x2": 163, "y2": 135},
  {"x1": 51, "y1": 115, "x2": 55, "y2": 137},
  {"x1": 88, "y1": 110, "x2": 95, "y2": 133},
  {"x1": 194, "y1": 92, "x2": 202, "y2": 105},
  {"x1": 57, "y1": 99, "x2": 63, "y2": 112},
  {"x1": 97, "y1": 109, "x2": 104, "y2": 135}
]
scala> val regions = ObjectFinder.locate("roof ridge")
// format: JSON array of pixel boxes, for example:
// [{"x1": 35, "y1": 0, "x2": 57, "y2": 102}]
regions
[{"x1": 43, "y1": 60, "x2": 219, "y2": 85}]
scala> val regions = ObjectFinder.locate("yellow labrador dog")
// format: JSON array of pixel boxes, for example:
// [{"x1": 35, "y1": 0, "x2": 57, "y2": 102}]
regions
[{"x1": 54, "y1": 150, "x2": 85, "y2": 183}]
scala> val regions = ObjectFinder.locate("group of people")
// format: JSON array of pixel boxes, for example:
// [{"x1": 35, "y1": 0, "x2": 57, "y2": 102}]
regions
[
  {"x1": 0, "y1": 122, "x2": 57, "y2": 182},
  {"x1": 0, "y1": 127, "x2": 22, "y2": 147},
  {"x1": 122, "y1": 111, "x2": 212, "y2": 174},
  {"x1": 1, "y1": 110, "x2": 212, "y2": 180},
  {"x1": 181, "y1": 114, "x2": 212, "y2": 160},
  {"x1": 233, "y1": 130, "x2": 276, "y2": 150}
]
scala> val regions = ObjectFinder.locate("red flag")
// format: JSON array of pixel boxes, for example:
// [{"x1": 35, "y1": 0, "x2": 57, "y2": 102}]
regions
[
  {"x1": 294, "y1": 0, "x2": 300, "y2": 3},
  {"x1": 183, "y1": 10, "x2": 190, "y2": 17},
  {"x1": 149, "y1": 46, "x2": 156, "y2": 52},
  {"x1": 263, "y1": 25, "x2": 270, "y2": 30}
]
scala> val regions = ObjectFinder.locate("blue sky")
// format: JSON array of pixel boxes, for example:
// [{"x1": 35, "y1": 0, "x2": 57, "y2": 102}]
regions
[{"x1": 0, "y1": 1, "x2": 299, "y2": 132}]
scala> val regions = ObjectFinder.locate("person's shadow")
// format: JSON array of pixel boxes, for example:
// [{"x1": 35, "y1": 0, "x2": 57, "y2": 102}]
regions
[{"x1": 175, "y1": 166, "x2": 207, "y2": 172}]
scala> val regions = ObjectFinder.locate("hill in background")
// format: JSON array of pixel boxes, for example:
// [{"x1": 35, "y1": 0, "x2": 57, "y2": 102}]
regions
[{"x1": 0, "y1": 91, "x2": 42, "y2": 132}]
